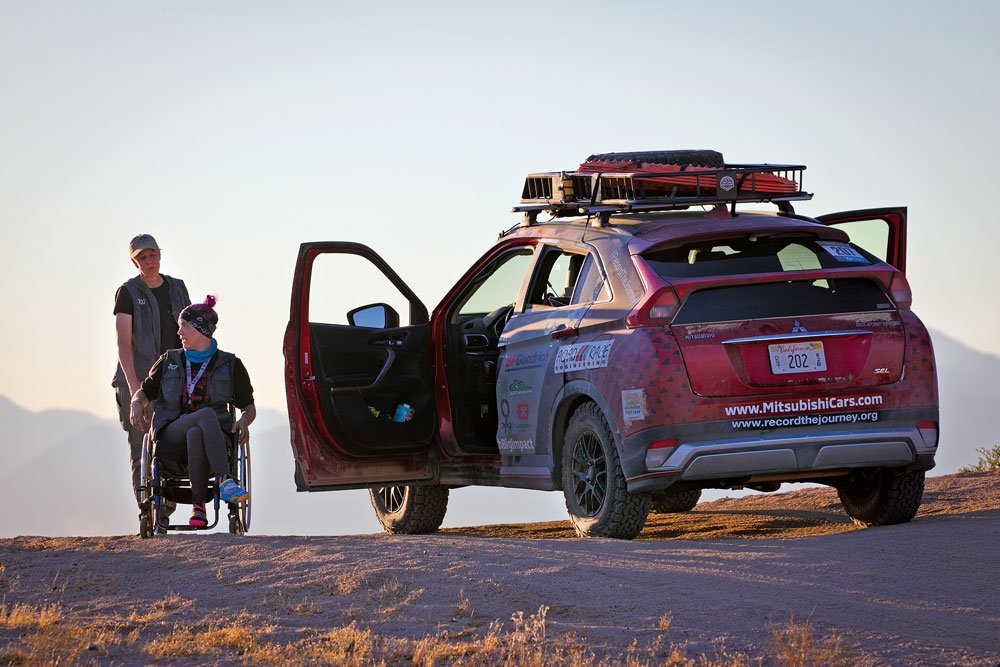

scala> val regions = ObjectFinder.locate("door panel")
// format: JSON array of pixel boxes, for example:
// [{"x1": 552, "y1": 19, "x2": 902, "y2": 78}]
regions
[
  {"x1": 284, "y1": 242, "x2": 435, "y2": 489},
  {"x1": 817, "y1": 207, "x2": 907, "y2": 273}
]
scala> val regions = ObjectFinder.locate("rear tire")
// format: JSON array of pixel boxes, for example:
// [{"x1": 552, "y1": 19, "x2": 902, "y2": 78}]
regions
[
  {"x1": 369, "y1": 484, "x2": 449, "y2": 534},
  {"x1": 561, "y1": 403, "x2": 650, "y2": 539},
  {"x1": 837, "y1": 468, "x2": 925, "y2": 527},
  {"x1": 650, "y1": 488, "x2": 701, "y2": 514},
  {"x1": 584, "y1": 149, "x2": 725, "y2": 167}
]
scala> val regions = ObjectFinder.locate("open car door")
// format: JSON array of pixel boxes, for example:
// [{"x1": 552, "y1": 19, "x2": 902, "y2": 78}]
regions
[
  {"x1": 283, "y1": 242, "x2": 437, "y2": 490},
  {"x1": 817, "y1": 207, "x2": 907, "y2": 273}
]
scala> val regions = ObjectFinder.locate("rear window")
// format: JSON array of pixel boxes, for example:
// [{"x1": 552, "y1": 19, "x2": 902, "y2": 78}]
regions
[
  {"x1": 673, "y1": 278, "x2": 894, "y2": 325},
  {"x1": 644, "y1": 235, "x2": 877, "y2": 278}
]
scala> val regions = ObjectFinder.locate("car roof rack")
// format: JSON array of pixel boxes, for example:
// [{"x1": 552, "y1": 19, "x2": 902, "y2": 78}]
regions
[{"x1": 512, "y1": 163, "x2": 811, "y2": 227}]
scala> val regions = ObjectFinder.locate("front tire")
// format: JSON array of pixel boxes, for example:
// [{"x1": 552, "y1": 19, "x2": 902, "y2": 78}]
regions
[
  {"x1": 837, "y1": 468, "x2": 925, "y2": 527},
  {"x1": 561, "y1": 403, "x2": 650, "y2": 539},
  {"x1": 369, "y1": 484, "x2": 449, "y2": 534},
  {"x1": 650, "y1": 488, "x2": 701, "y2": 514}
]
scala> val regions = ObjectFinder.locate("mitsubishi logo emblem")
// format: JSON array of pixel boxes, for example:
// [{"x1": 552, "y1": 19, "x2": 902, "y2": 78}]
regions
[{"x1": 791, "y1": 320, "x2": 808, "y2": 333}]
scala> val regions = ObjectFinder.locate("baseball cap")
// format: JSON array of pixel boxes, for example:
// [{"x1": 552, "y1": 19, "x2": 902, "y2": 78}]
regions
[{"x1": 129, "y1": 234, "x2": 161, "y2": 258}]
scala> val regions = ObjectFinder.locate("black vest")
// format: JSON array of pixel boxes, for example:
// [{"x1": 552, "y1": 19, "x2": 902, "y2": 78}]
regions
[{"x1": 151, "y1": 348, "x2": 235, "y2": 440}]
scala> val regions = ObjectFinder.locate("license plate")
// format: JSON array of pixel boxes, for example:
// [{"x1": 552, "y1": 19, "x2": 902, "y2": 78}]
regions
[{"x1": 769, "y1": 341, "x2": 827, "y2": 375}]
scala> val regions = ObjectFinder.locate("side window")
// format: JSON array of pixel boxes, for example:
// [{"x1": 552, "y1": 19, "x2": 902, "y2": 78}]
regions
[
  {"x1": 309, "y1": 254, "x2": 412, "y2": 327},
  {"x1": 526, "y1": 249, "x2": 587, "y2": 309},
  {"x1": 456, "y1": 250, "x2": 534, "y2": 319},
  {"x1": 571, "y1": 254, "x2": 609, "y2": 304}
]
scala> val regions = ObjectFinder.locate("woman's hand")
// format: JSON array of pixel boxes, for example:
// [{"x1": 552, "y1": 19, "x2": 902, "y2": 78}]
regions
[
  {"x1": 233, "y1": 417, "x2": 251, "y2": 445},
  {"x1": 232, "y1": 404, "x2": 256, "y2": 446}
]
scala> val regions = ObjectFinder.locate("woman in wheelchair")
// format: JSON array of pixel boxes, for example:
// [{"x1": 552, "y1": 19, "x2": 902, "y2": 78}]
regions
[{"x1": 129, "y1": 295, "x2": 255, "y2": 528}]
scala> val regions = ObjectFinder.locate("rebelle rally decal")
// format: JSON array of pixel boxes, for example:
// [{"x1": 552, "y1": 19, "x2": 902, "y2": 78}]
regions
[{"x1": 554, "y1": 340, "x2": 614, "y2": 373}]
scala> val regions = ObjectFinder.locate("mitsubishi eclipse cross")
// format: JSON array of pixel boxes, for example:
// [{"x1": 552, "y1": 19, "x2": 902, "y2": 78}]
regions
[{"x1": 283, "y1": 150, "x2": 939, "y2": 539}]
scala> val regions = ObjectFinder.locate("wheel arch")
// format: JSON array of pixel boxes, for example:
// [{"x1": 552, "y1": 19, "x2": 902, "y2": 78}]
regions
[{"x1": 550, "y1": 380, "x2": 621, "y2": 490}]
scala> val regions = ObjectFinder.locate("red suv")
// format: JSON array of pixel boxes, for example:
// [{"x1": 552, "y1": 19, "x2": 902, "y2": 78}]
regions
[{"x1": 283, "y1": 150, "x2": 938, "y2": 539}]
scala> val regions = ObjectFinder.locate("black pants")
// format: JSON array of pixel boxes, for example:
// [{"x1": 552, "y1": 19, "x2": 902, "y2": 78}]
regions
[{"x1": 158, "y1": 408, "x2": 230, "y2": 507}]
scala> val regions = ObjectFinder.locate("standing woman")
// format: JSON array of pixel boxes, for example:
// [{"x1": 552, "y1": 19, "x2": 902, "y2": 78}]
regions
[
  {"x1": 130, "y1": 295, "x2": 255, "y2": 527},
  {"x1": 113, "y1": 234, "x2": 190, "y2": 524}
]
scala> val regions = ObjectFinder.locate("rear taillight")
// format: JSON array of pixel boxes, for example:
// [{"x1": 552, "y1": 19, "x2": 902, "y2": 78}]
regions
[
  {"x1": 889, "y1": 272, "x2": 912, "y2": 310},
  {"x1": 917, "y1": 420, "x2": 938, "y2": 448},
  {"x1": 626, "y1": 285, "x2": 680, "y2": 328},
  {"x1": 645, "y1": 438, "x2": 678, "y2": 468}
]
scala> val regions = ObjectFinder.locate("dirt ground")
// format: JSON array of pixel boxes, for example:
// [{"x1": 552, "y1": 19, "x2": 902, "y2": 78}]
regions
[{"x1": 1, "y1": 471, "x2": 998, "y2": 666}]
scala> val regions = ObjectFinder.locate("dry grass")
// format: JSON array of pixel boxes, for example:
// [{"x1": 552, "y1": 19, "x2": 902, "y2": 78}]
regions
[
  {"x1": 259, "y1": 586, "x2": 321, "y2": 616},
  {"x1": 766, "y1": 617, "x2": 874, "y2": 667},
  {"x1": 366, "y1": 575, "x2": 424, "y2": 616},
  {"x1": 143, "y1": 610, "x2": 274, "y2": 659},
  {"x1": 126, "y1": 592, "x2": 194, "y2": 624},
  {"x1": 0, "y1": 599, "x2": 874, "y2": 666},
  {"x1": 453, "y1": 589, "x2": 475, "y2": 624},
  {"x1": 0, "y1": 564, "x2": 18, "y2": 593},
  {"x1": 49, "y1": 566, "x2": 121, "y2": 596},
  {"x1": 0, "y1": 603, "x2": 63, "y2": 629}
]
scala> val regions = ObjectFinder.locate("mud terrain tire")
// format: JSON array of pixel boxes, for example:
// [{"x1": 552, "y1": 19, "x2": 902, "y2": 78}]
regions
[
  {"x1": 584, "y1": 149, "x2": 725, "y2": 167},
  {"x1": 650, "y1": 488, "x2": 702, "y2": 514},
  {"x1": 837, "y1": 468, "x2": 925, "y2": 527},
  {"x1": 562, "y1": 403, "x2": 651, "y2": 539},
  {"x1": 369, "y1": 484, "x2": 449, "y2": 534}
]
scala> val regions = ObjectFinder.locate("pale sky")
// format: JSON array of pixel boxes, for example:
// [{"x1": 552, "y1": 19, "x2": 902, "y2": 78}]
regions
[{"x1": 2, "y1": 1, "x2": 998, "y2": 419}]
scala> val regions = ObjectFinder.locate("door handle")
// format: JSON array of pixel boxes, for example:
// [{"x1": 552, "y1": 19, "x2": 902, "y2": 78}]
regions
[
  {"x1": 371, "y1": 332, "x2": 408, "y2": 348},
  {"x1": 549, "y1": 325, "x2": 578, "y2": 340}
]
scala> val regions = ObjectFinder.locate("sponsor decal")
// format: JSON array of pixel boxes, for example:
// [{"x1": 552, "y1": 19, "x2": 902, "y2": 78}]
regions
[
  {"x1": 718, "y1": 175, "x2": 736, "y2": 192},
  {"x1": 732, "y1": 411, "x2": 880, "y2": 430},
  {"x1": 509, "y1": 379, "x2": 533, "y2": 395},
  {"x1": 504, "y1": 350, "x2": 549, "y2": 371},
  {"x1": 499, "y1": 399, "x2": 512, "y2": 433},
  {"x1": 621, "y1": 389, "x2": 646, "y2": 421},
  {"x1": 724, "y1": 394, "x2": 883, "y2": 417},
  {"x1": 516, "y1": 403, "x2": 530, "y2": 420},
  {"x1": 554, "y1": 340, "x2": 614, "y2": 373},
  {"x1": 498, "y1": 437, "x2": 535, "y2": 452},
  {"x1": 854, "y1": 319, "x2": 901, "y2": 329},
  {"x1": 817, "y1": 241, "x2": 868, "y2": 263},
  {"x1": 610, "y1": 248, "x2": 640, "y2": 303}
]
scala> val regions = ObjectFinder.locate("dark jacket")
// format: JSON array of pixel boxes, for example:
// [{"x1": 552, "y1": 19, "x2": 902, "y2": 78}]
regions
[
  {"x1": 151, "y1": 348, "x2": 236, "y2": 441},
  {"x1": 112, "y1": 274, "x2": 190, "y2": 391}
]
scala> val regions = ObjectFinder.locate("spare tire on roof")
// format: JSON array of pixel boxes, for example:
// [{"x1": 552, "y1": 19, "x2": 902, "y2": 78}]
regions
[{"x1": 584, "y1": 149, "x2": 725, "y2": 167}]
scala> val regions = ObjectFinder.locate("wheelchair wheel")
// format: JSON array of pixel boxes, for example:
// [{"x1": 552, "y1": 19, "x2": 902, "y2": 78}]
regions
[
  {"x1": 139, "y1": 510, "x2": 154, "y2": 539},
  {"x1": 138, "y1": 434, "x2": 155, "y2": 538},
  {"x1": 230, "y1": 440, "x2": 251, "y2": 534}
]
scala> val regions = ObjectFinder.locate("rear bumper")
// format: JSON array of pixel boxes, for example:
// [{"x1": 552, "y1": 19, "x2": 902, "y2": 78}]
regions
[{"x1": 624, "y1": 425, "x2": 937, "y2": 494}]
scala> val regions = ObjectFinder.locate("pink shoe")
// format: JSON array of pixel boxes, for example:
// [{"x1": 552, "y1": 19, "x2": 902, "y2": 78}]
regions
[{"x1": 189, "y1": 504, "x2": 207, "y2": 527}]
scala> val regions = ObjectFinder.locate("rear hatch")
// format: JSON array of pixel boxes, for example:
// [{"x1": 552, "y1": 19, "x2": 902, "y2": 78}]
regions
[{"x1": 641, "y1": 233, "x2": 904, "y2": 397}]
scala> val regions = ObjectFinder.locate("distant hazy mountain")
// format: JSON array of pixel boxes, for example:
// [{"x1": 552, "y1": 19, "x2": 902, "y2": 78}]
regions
[
  {"x1": 930, "y1": 330, "x2": 1000, "y2": 473},
  {"x1": 1, "y1": 329, "x2": 996, "y2": 537},
  {"x1": 0, "y1": 396, "x2": 106, "y2": 472}
]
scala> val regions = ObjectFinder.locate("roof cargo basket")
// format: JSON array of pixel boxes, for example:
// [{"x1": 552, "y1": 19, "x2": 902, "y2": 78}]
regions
[{"x1": 513, "y1": 161, "x2": 811, "y2": 224}]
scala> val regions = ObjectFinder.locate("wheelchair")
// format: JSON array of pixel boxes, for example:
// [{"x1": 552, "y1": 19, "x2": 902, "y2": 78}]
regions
[{"x1": 137, "y1": 408, "x2": 251, "y2": 537}]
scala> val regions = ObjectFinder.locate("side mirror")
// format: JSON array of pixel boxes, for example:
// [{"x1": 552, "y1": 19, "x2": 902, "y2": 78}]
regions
[{"x1": 347, "y1": 303, "x2": 400, "y2": 329}]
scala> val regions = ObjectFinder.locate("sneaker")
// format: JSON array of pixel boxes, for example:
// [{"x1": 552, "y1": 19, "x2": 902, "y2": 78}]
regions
[
  {"x1": 189, "y1": 504, "x2": 207, "y2": 528},
  {"x1": 218, "y1": 478, "x2": 250, "y2": 504}
]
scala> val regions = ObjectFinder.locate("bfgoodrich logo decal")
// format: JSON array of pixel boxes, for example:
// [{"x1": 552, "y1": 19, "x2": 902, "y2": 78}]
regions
[{"x1": 554, "y1": 340, "x2": 613, "y2": 373}]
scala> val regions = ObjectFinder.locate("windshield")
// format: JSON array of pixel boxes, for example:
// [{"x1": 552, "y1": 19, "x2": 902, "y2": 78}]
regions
[{"x1": 643, "y1": 235, "x2": 878, "y2": 279}]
